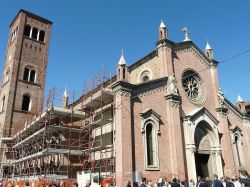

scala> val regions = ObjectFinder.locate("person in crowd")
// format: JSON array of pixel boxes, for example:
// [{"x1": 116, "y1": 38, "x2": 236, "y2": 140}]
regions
[
  {"x1": 187, "y1": 179, "x2": 195, "y2": 187},
  {"x1": 140, "y1": 177, "x2": 147, "y2": 187},
  {"x1": 205, "y1": 177, "x2": 212, "y2": 187},
  {"x1": 196, "y1": 177, "x2": 201, "y2": 187},
  {"x1": 213, "y1": 174, "x2": 223, "y2": 187},
  {"x1": 84, "y1": 180, "x2": 90, "y2": 187},
  {"x1": 180, "y1": 180, "x2": 185, "y2": 187},
  {"x1": 126, "y1": 181, "x2": 131, "y2": 187},
  {"x1": 199, "y1": 178, "x2": 208, "y2": 187},
  {"x1": 90, "y1": 177, "x2": 100, "y2": 187},
  {"x1": 133, "y1": 182, "x2": 139, "y2": 187},
  {"x1": 234, "y1": 177, "x2": 241, "y2": 187},
  {"x1": 171, "y1": 178, "x2": 180, "y2": 187},
  {"x1": 147, "y1": 180, "x2": 153, "y2": 187},
  {"x1": 244, "y1": 178, "x2": 250, "y2": 187},
  {"x1": 152, "y1": 180, "x2": 158, "y2": 187},
  {"x1": 158, "y1": 178, "x2": 163, "y2": 187}
]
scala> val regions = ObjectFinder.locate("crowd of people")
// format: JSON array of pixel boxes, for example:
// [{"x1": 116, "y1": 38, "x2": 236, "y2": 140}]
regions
[
  {"x1": 0, "y1": 174, "x2": 250, "y2": 187},
  {"x1": 124, "y1": 175, "x2": 250, "y2": 187}
]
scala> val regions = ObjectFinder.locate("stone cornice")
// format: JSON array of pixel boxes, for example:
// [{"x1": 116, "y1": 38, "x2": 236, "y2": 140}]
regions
[
  {"x1": 224, "y1": 98, "x2": 250, "y2": 122},
  {"x1": 133, "y1": 77, "x2": 168, "y2": 97},
  {"x1": 112, "y1": 80, "x2": 134, "y2": 96}
]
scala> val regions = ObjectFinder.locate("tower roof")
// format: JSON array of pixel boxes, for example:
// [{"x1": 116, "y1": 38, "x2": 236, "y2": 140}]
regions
[
  {"x1": 118, "y1": 51, "x2": 127, "y2": 65},
  {"x1": 205, "y1": 42, "x2": 212, "y2": 50},
  {"x1": 159, "y1": 19, "x2": 166, "y2": 28}
]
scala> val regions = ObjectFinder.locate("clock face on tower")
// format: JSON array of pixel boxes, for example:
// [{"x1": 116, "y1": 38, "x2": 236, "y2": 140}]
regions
[{"x1": 182, "y1": 69, "x2": 206, "y2": 105}]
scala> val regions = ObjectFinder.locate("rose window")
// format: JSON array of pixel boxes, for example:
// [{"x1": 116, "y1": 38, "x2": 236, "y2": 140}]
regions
[{"x1": 182, "y1": 69, "x2": 205, "y2": 105}]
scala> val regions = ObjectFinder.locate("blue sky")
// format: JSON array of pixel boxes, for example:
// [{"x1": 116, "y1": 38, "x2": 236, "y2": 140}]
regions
[{"x1": 0, "y1": 1, "x2": 249, "y2": 103}]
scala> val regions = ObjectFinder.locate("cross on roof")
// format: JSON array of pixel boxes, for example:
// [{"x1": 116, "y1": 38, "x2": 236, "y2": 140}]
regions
[{"x1": 182, "y1": 26, "x2": 191, "y2": 42}]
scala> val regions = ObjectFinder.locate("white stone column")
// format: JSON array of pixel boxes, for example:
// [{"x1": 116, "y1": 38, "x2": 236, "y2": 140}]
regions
[
  {"x1": 29, "y1": 27, "x2": 33, "y2": 38},
  {"x1": 215, "y1": 150, "x2": 223, "y2": 178},
  {"x1": 183, "y1": 118, "x2": 197, "y2": 181},
  {"x1": 37, "y1": 30, "x2": 40, "y2": 41}
]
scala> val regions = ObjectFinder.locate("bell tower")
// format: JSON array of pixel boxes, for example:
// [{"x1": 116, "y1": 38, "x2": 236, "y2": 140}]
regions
[{"x1": 0, "y1": 10, "x2": 52, "y2": 138}]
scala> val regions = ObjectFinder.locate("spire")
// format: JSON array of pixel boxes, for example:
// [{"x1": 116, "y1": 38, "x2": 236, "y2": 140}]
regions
[
  {"x1": 159, "y1": 19, "x2": 166, "y2": 28},
  {"x1": 158, "y1": 19, "x2": 168, "y2": 40},
  {"x1": 237, "y1": 94, "x2": 244, "y2": 102},
  {"x1": 205, "y1": 41, "x2": 212, "y2": 50},
  {"x1": 205, "y1": 40, "x2": 213, "y2": 59},
  {"x1": 182, "y1": 26, "x2": 191, "y2": 42},
  {"x1": 62, "y1": 87, "x2": 68, "y2": 108},
  {"x1": 118, "y1": 49, "x2": 127, "y2": 65},
  {"x1": 63, "y1": 88, "x2": 68, "y2": 97}
]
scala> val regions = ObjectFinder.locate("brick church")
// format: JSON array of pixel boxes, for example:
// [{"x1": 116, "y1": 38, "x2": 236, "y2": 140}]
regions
[{"x1": 0, "y1": 10, "x2": 249, "y2": 186}]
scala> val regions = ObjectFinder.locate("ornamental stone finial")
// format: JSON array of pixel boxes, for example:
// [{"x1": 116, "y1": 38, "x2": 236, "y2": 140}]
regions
[
  {"x1": 167, "y1": 75, "x2": 178, "y2": 95},
  {"x1": 218, "y1": 88, "x2": 225, "y2": 107}
]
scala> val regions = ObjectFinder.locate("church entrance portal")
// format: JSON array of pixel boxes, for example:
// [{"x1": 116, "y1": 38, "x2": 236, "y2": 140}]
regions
[
  {"x1": 194, "y1": 121, "x2": 215, "y2": 178},
  {"x1": 195, "y1": 153, "x2": 210, "y2": 178},
  {"x1": 184, "y1": 111, "x2": 224, "y2": 180}
]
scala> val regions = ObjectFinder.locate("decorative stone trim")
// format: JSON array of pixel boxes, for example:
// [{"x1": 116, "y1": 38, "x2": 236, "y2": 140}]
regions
[
  {"x1": 140, "y1": 108, "x2": 161, "y2": 134},
  {"x1": 140, "y1": 108, "x2": 160, "y2": 171},
  {"x1": 216, "y1": 107, "x2": 229, "y2": 118},
  {"x1": 133, "y1": 77, "x2": 167, "y2": 97},
  {"x1": 165, "y1": 93, "x2": 180, "y2": 108}
]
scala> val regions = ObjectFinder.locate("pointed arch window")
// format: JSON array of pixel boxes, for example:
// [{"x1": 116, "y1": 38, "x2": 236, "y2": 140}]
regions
[
  {"x1": 231, "y1": 126, "x2": 245, "y2": 169},
  {"x1": 141, "y1": 108, "x2": 160, "y2": 170},
  {"x1": 22, "y1": 94, "x2": 31, "y2": 112}
]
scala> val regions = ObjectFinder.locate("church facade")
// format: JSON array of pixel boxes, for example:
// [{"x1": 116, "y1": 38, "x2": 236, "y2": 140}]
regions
[
  {"x1": 113, "y1": 21, "x2": 250, "y2": 185},
  {"x1": 0, "y1": 10, "x2": 250, "y2": 186}
]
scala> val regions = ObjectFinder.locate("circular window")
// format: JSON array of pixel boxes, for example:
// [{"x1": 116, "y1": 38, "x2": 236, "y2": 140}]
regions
[
  {"x1": 182, "y1": 69, "x2": 205, "y2": 105},
  {"x1": 140, "y1": 70, "x2": 151, "y2": 83}
]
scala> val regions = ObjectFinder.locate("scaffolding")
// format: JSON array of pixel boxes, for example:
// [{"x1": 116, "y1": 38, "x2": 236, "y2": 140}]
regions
[{"x1": 0, "y1": 69, "x2": 116, "y2": 184}]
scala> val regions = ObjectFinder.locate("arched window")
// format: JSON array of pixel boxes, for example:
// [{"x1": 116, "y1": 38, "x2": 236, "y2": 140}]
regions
[
  {"x1": 22, "y1": 95, "x2": 31, "y2": 111},
  {"x1": 31, "y1": 27, "x2": 38, "y2": 40},
  {"x1": 118, "y1": 69, "x2": 120, "y2": 80},
  {"x1": 235, "y1": 136, "x2": 241, "y2": 167},
  {"x1": 141, "y1": 108, "x2": 160, "y2": 170},
  {"x1": 146, "y1": 124, "x2": 154, "y2": 165},
  {"x1": 30, "y1": 70, "x2": 36, "y2": 83},
  {"x1": 39, "y1": 30, "x2": 45, "y2": 42},
  {"x1": 23, "y1": 68, "x2": 29, "y2": 81},
  {"x1": 23, "y1": 66, "x2": 36, "y2": 83},
  {"x1": 122, "y1": 67, "x2": 126, "y2": 79},
  {"x1": 231, "y1": 126, "x2": 245, "y2": 169},
  {"x1": 24, "y1": 25, "x2": 31, "y2": 37}
]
